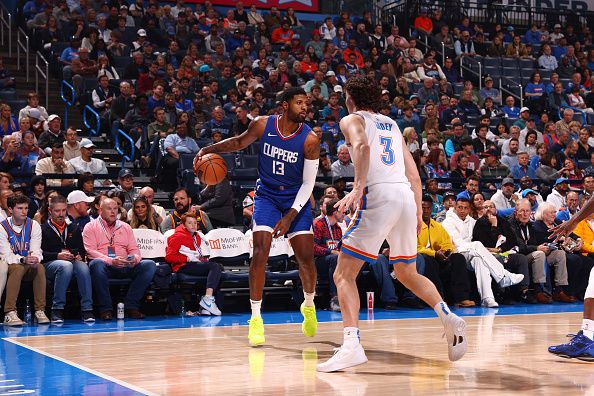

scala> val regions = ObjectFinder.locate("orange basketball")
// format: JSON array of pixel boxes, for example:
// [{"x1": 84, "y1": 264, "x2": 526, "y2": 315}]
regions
[{"x1": 193, "y1": 153, "x2": 228, "y2": 185}]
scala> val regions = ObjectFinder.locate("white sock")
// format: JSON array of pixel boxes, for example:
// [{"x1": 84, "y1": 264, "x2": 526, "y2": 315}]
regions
[
  {"x1": 250, "y1": 299, "x2": 262, "y2": 317},
  {"x1": 343, "y1": 327, "x2": 360, "y2": 349},
  {"x1": 434, "y1": 301, "x2": 452, "y2": 323},
  {"x1": 582, "y1": 319, "x2": 594, "y2": 341},
  {"x1": 303, "y1": 291, "x2": 315, "y2": 307}
]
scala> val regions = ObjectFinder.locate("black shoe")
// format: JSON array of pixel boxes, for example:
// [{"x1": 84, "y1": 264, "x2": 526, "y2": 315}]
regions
[
  {"x1": 51, "y1": 309, "x2": 64, "y2": 324},
  {"x1": 383, "y1": 302, "x2": 399, "y2": 310},
  {"x1": 82, "y1": 311, "x2": 96, "y2": 323},
  {"x1": 521, "y1": 291, "x2": 538, "y2": 304},
  {"x1": 400, "y1": 298, "x2": 425, "y2": 309}
]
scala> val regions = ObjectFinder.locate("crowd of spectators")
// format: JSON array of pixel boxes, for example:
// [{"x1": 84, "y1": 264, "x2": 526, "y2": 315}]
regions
[{"x1": 2, "y1": 0, "x2": 593, "y2": 319}]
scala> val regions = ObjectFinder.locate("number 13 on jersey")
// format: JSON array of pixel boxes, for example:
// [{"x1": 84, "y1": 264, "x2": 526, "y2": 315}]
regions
[{"x1": 379, "y1": 136, "x2": 395, "y2": 165}]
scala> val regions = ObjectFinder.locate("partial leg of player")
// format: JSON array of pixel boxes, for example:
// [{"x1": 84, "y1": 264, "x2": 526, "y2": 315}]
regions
[
  {"x1": 291, "y1": 234, "x2": 318, "y2": 337},
  {"x1": 248, "y1": 231, "x2": 273, "y2": 347},
  {"x1": 549, "y1": 267, "x2": 594, "y2": 361}
]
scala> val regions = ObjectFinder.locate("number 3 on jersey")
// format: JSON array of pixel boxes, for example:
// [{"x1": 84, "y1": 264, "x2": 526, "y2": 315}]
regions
[
  {"x1": 379, "y1": 136, "x2": 395, "y2": 165},
  {"x1": 273, "y1": 160, "x2": 285, "y2": 175}
]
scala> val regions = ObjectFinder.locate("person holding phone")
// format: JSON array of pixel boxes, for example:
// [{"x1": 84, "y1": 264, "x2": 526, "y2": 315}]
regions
[
  {"x1": 83, "y1": 198, "x2": 156, "y2": 321},
  {"x1": 41, "y1": 194, "x2": 95, "y2": 324}
]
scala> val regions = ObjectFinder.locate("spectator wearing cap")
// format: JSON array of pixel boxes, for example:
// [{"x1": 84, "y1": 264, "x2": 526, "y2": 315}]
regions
[
  {"x1": 550, "y1": 23, "x2": 565, "y2": 44},
  {"x1": 114, "y1": 169, "x2": 139, "y2": 211},
  {"x1": 18, "y1": 92, "x2": 48, "y2": 123},
  {"x1": 480, "y1": 148, "x2": 510, "y2": 180},
  {"x1": 84, "y1": 197, "x2": 156, "y2": 320},
  {"x1": 414, "y1": 7, "x2": 433, "y2": 37},
  {"x1": 546, "y1": 177, "x2": 570, "y2": 210},
  {"x1": 70, "y1": 47, "x2": 98, "y2": 97},
  {"x1": 512, "y1": 107, "x2": 532, "y2": 130},
  {"x1": 491, "y1": 177, "x2": 518, "y2": 210},
  {"x1": 41, "y1": 194, "x2": 94, "y2": 324},
  {"x1": 68, "y1": 139, "x2": 110, "y2": 186},
  {"x1": 479, "y1": 77, "x2": 502, "y2": 105},
  {"x1": 67, "y1": 190, "x2": 93, "y2": 231},
  {"x1": 435, "y1": 191, "x2": 456, "y2": 223},
  {"x1": 35, "y1": 142, "x2": 75, "y2": 187},
  {"x1": 38, "y1": 115, "x2": 64, "y2": 152}
]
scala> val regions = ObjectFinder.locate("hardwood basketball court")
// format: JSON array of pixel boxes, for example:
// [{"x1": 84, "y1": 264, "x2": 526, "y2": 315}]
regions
[{"x1": 2, "y1": 309, "x2": 593, "y2": 395}]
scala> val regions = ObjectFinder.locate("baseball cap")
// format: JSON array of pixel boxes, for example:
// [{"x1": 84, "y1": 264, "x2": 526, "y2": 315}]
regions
[
  {"x1": 554, "y1": 23, "x2": 561, "y2": 28},
  {"x1": 520, "y1": 107, "x2": 530, "y2": 113},
  {"x1": 292, "y1": 34, "x2": 300, "y2": 40},
  {"x1": 420, "y1": 6, "x2": 428, "y2": 12},
  {"x1": 409, "y1": 94, "x2": 419, "y2": 100},
  {"x1": 28, "y1": 108, "x2": 41, "y2": 119},
  {"x1": 137, "y1": 29, "x2": 147, "y2": 37},
  {"x1": 120, "y1": 5, "x2": 128, "y2": 10},
  {"x1": 502, "y1": 177, "x2": 515, "y2": 186},
  {"x1": 382, "y1": 89, "x2": 390, "y2": 95},
  {"x1": 443, "y1": 191, "x2": 456, "y2": 199},
  {"x1": 456, "y1": 190, "x2": 471, "y2": 201},
  {"x1": 521, "y1": 188, "x2": 537, "y2": 198},
  {"x1": 482, "y1": 148, "x2": 498, "y2": 157},
  {"x1": 555, "y1": 177, "x2": 569, "y2": 186},
  {"x1": 118, "y1": 169, "x2": 134, "y2": 178},
  {"x1": 67, "y1": 190, "x2": 94, "y2": 205},
  {"x1": 312, "y1": 29, "x2": 320, "y2": 36},
  {"x1": 234, "y1": 29, "x2": 241, "y2": 34},
  {"x1": 326, "y1": 71, "x2": 336, "y2": 77},
  {"x1": 485, "y1": 76, "x2": 493, "y2": 82},
  {"x1": 199, "y1": 64, "x2": 211, "y2": 73},
  {"x1": 507, "y1": 25, "x2": 514, "y2": 31},
  {"x1": 79, "y1": 138, "x2": 95, "y2": 149},
  {"x1": 334, "y1": 85, "x2": 343, "y2": 93},
  {"x1": 47, "y1": 114, "x2": 61, "y2": 122},
  {"x1": 280, "y1": 45, "x2": 289, "y2": 51}
]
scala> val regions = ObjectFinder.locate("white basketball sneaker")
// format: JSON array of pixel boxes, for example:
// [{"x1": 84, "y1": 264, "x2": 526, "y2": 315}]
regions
[
  {"x1": 443, "y1": 313, "x2": 467, "y2": 361},
  {"x1": 316, "y1": 344, "x2": 368, "y2": 372},
  {"x1": 498, "y1": 271, "x2": 524, "y2": 288}
]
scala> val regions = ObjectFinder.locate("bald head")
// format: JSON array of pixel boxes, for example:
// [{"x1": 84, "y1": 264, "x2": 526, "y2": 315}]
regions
[
  {"x1": 139, "y1": 186, "x2": 155, "y2": 204},
  {"x1": 100, "y1": 197, "x2": 118, "y2": 224}
]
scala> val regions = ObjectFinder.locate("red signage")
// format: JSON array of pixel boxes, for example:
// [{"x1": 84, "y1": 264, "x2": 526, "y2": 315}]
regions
[{"x1": 186, "y1": 0, "x2": 318, "y2": 12}]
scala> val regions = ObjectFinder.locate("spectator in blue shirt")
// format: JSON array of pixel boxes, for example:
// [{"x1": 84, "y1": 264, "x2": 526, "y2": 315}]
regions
[
  {"x1": 23, "y1": 0, "x2": 46, "y2": 20},
  {"x1": 147, "y1": 83, "x2": 166, "y2": 113},
  {"x1": 502, "y1": 96, "x2": 521, "y2": 118},
  {"x1": 200, "y1": 106, "x2": 234, "y2": 139},
  {"x1": 510, "y1": 152, "x2": 537, "y2": 179},
  {"x1": 321, "y1": 115, "x2": 340, "y2": 138},
  {"x1": 158, "y1": 122, "x2": 199, "y2": 189},
  {"x1": 524, "y1": 24, "x2": 542, "y2": 45},
  {"x1": 555, "y1": 191, "x2": 580, "y2": 223}
]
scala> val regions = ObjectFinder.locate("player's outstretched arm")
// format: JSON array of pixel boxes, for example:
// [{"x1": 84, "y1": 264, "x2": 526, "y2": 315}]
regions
[
  {"x1": 334, "y1": 114, "x2": 370, "y2": 214},
  {"x1": 272, "y1": 132, "x2": 320, "y2": 238},
  {"x1": 550, "y1": 193, "x2": 594, "y2": 241},
  {"x1": 402, "y1": 136, "x2": 423, "y2": 234},
  {"x1": 196, "y1": 116, "x2": 267, "y2": 159}
]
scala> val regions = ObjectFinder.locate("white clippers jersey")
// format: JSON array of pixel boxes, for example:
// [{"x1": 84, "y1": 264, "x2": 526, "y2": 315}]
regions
[{"x1": 352, "y1": 111, "x2": 410, "y2": 187}]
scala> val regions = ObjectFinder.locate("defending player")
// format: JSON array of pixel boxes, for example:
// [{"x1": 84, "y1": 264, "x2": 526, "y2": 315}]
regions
[
  {"x1": 549, "y1": 201, "x2": 594, "y2": 361},
  {"x1": 317, "y1": 76, "x2": 467, "y2": 373},
  {"x1": 196, "y1": 88, "x2": 319, "y2": 347}
]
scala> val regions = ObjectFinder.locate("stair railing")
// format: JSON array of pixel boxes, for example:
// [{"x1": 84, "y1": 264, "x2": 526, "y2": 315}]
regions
[{"x1": 115, "y1": 128, "x2": 135, "y2": 169}]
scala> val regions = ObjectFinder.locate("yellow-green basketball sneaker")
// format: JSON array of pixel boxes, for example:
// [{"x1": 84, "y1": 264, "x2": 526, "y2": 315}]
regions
[
  {"x1": 301, "y1": 302, "x2": 318, "y2": 337},
  {"x1": 248, "y1": 316, "x2": 265, "y2": 347}
]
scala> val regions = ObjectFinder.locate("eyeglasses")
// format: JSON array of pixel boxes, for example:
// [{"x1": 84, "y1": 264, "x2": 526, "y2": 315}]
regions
[{"x1": 483, "y1": 205, "x2": 495, "y2": 209}]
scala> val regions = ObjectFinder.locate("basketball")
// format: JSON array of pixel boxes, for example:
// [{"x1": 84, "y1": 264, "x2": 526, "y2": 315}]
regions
[{"x1": 193, "y1": 153, "x2": 228, "y2": 185}]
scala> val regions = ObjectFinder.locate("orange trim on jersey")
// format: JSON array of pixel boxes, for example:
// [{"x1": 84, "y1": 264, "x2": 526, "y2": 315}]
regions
[
  {"x1": 389, "y1": 254, "x2": 417, "y2": 260},
  {"x1": 341, "y1": 243, "x2": 378, "y2": 260}
]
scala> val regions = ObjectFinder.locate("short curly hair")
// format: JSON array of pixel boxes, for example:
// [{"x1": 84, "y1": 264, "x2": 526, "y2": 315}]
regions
[{"x1": 344, "y1": 75, "x2": 382, "y2": 111}]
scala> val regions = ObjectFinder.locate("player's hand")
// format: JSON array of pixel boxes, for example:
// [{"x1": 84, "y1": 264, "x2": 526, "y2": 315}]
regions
[
  {"x1": 272, "y1": 210, "x2": 297, "y2": 238},
  {"x1": 335, "y1": 188, "x2": 363, "y2": 215},
  {"x1": 549, "y1": 218, "x2": 578, "y2": 242},
  {"x1": 196, "y1": 148, "x2": 209, "y2": 162}
]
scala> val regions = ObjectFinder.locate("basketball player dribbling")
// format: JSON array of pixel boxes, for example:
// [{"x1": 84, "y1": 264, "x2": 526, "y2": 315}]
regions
[
  {"x1": 317, "y1": 76, "x2": 468, "y2": 373},
  {"x1": 549, "y1": 205, "x2": 594, "y2": 361},
  {"x1": 196, "y1": 88, "x2": 320, "y2": 347}
]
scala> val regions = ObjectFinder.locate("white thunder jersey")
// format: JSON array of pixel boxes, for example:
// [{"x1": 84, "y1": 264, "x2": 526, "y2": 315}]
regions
[{"x1": 351, "y1": 111, "x2": 410, "y2": 187}]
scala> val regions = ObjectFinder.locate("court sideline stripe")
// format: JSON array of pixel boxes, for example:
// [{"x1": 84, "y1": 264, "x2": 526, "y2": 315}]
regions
[{"x1": 2, "y1": 337, "x2": 159, "y2": 396}]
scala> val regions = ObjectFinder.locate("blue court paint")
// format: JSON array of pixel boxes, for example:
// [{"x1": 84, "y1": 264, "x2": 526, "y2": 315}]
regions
[{"x1": 0, "y1": 302, "x2": 585, "y2": 395}]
